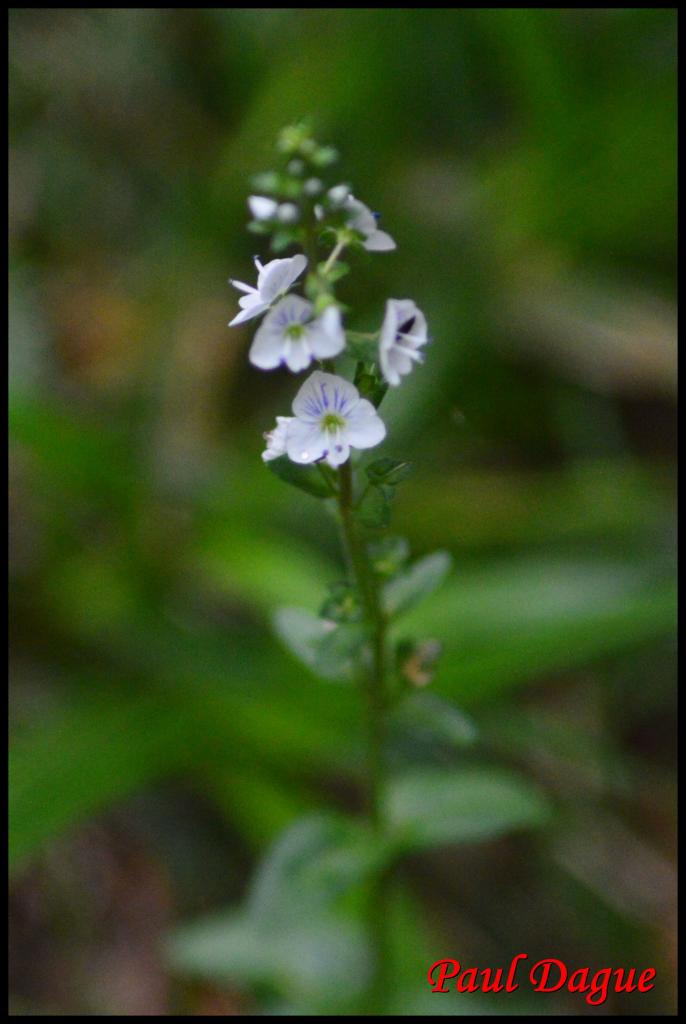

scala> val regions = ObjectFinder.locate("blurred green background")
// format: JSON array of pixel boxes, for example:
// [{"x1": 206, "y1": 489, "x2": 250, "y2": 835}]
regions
[{"x1": 9, "y1": 8, "x2": 676, "y2": 1016}]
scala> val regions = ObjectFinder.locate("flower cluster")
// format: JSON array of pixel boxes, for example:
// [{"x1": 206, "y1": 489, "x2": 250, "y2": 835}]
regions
[{"x1": 227, "y1": 123, "x2": 429, "y2": 470}]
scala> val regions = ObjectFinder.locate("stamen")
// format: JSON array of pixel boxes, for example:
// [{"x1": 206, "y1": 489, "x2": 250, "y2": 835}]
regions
[{"x1": 321, "y1": 413, "x2": 345, "y2": 432}]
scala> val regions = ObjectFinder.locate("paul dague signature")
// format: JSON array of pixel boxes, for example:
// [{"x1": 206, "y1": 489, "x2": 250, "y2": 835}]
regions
[{"x1": 428, "y1": 956, "x2": 656, "y2": 1007}]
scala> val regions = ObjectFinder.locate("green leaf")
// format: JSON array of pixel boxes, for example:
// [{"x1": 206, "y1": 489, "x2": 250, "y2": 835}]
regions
[
  {"x1": 167, "y1": 909, "x2": 371, "y2": 1005},
  {"x1": 366, "y1": 458, "x2": 413, "y2": 486},
  {"x1": 353, "y1": 369, "x2": 387, "y2": 408},
  {"x1": 353, "y1": 370, "x2": 379, "y2": 399},
  {"x1": 167, "y1": 912, "x2": 267, "y2": 985},
  {"x1": 266, "y1": 456, "x2": 336, "y2": 498},
  {"x1": 386, "y1": 767, "x2": 551, "y2": 850},
  {"x1": 261, "y1": 916, "x2": 372, "y2": 1004},
  {"x1": 273, "y1": 606, "x2": 366, "y2": 681},
  {"x1": 357, "y1": 484, "x2": 393, "y2": 529},
  {"x1": 168, "y1": 815, "x2": 389, "y2": 1004},
  {"x1": 247, "y1": 814, "x2": 390, "y2": 927},
  {"x1": 389, "y1": 692, "x2": 477, "y2": 749},
  {"x1": 383, "y1": 551, "x2": 452, "y2": 616}
]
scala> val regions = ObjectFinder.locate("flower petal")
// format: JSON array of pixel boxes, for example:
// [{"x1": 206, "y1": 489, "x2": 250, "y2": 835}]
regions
[
  {"x1": 324, "y1": 439, "x2": 350, "y2": 468},
  {"x1": 261, "y1": 416, "x2": 292, "y2": 461},
  {"x1": 258, "y1": 254, "x2": 308, "y2": 303},
  {"x1": 382, "y1": 349, "x2": 413, "y2": 385},
  {"x1": 285, "y1": 419, "x2": 329, "y2": 464},
  {"x1": 345, "y1": 399, "x2": 386, "y2": 449},
  {"x1": 379, "y1": 356, "x2": 400, "y2": 387},
  {"x1": 292, "y1": 370, "x2": 352, "y2": 421},
  {"x1": 229, "y1": 300, "x2": 269, "y2": 327},
  {"x1": 230, "y1": 278, "x2": 257, "y2": 295},
  {"x1": 270, "y1": 293, "x2": 312, "y2": 326},
  {"x1": 344, "y1": 196, "x2": 377, "y2": 235},
  {"x1": 307, "y1": 306, "x2": 346, "y2": 359},
  {"x1": 283, "y1": 339, "x2": 314, "y2": 373},
  {"x1": 249, "y1": 321, "x2": 287, "y2": 369},
  {"x1": 364, "y1": 230, "x2": 396, "y2": 252}
]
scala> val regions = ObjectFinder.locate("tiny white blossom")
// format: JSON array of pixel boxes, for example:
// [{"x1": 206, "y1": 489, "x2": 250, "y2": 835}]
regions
[
  {"x1": 343, "y1": 195, "x2": 396, "y2": 252},
  {"x1": 261, "y1": 415, "x2": 293, "y2": 462},
  {"x1": 303, "y1": 177, "x2": 323, "y2": 196},
  {"x1": 250, "y1": 296, "x2": 345, "y2": 372},
  {"x1": 286, "y1": 371, "x2": 386, "y2": 468},
  {"x1": 248, "y1": 195, "x2": 278, "y2": 221},
  {"x1": 276, "y1": 202, "x2": 300, "y2": 223},
  {"x1": 228, "y1": 254, "x2": 307, "y2": 327},
  {"x1": 327, "y1": 183, "x2": 351, "y2": 206},
  {"x1": 379, "y1": 298, "x2": 428, "y2": 386}
]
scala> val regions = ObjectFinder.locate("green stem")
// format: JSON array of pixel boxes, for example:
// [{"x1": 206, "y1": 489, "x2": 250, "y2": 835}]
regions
[
  {"x1": 323, "y1": 238, "x2": 346, "y2": 276},
  {"x1": 338, "y1": 459, "x2": 390, "y2": 1010},
  {"x1": 337, "y1": 460, "x2": 386, "y2": 829},
  {"x1": 347, "y1": 330, "x2": 380, "y2": 341}
]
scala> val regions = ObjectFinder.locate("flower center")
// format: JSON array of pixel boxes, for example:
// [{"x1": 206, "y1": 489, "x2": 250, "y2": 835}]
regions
[
  {"x1": 397, "y1": 316, "x2": 416, "y2": 336},
  {"x1": 321, "y1": 413, "x2": 345, "y2": 432},
  {"x1": 286, "y1": 323, "x2": 306, "y2": 340}
]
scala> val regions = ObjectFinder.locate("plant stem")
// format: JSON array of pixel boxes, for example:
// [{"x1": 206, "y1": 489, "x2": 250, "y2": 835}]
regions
[
  {"x1": 338, "y1": 459, "x2": 390, "y2": 1010},
  {"x1": 323, "y1": 238, "x2": 346, "y2": 276},
  {"x1": 337, "y1": 459, "x2": 386, "y2": 829}
]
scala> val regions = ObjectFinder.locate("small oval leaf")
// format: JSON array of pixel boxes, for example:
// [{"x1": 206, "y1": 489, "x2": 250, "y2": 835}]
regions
[{"x1": 383, "y1": 550, "x2": 452, "y2": 616}]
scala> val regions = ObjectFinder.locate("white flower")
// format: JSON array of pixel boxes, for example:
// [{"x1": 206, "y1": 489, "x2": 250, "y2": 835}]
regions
[
  {"x1": 276, "y1": 202, "x2": 299, "y2": 223},
  {"x1": 228, "y1": 254, "x2": 307, "y2": 327},
  {"x1": 343, "y1": 195, "x2": 396, "y2": 252},
  {"x1": 248, "y1": 195, "x2": 278, "y2": 221},
  {"x1": 379, "y1": 298, "x2": 428, "y2": 386},
  {"x1": 286, "y1": 371, "x2": 386, "y2": 468},
  {"x1": 303, "y1": 177, "x2": 323, "y2": 196},
  {"x1": 261, "y1": 415, "x2": 292, "y2": 462},
  {"x1": 327, "y1": 184, "x2": 351, "y2": 206},
  {"x1": 249, "y1": 295, "x2": 345, "y2": 372}
]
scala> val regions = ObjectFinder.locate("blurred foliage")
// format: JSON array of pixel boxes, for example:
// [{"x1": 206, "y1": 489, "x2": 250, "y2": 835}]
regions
[{"x1": 9, "y1": 8, "x2": 676, "y2": 1017}]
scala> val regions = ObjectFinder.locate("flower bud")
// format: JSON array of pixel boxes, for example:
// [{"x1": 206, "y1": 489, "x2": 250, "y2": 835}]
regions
[
  {"x1": 248, "y1": 195, "x2": 278, "y2": 221},
  {"x1": 276, "y1": 203, "x2": 300, "y2": 224},
  {"x1": 399, "y1": 639, "x2": 443, "y2": 688},
  {"x1": 312, "y1": 145, "x2": 339, "y2": 167},
  {"x1": 327, "y1": 184, "x2": 351, "y2": 206}
]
